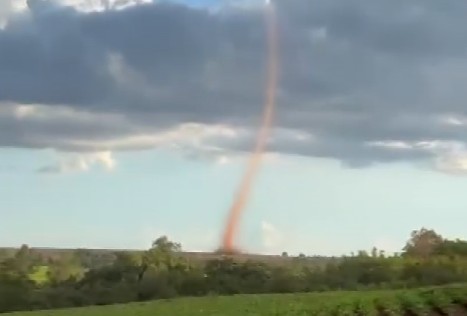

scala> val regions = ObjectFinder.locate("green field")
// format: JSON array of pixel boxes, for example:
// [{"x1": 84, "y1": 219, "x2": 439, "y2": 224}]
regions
[
  {"x1": 5, "y1": 286, "x2": 467, "y2": 316},
  {"x1": 28, "y1": 266, "x2": 50, "y2": 285}
]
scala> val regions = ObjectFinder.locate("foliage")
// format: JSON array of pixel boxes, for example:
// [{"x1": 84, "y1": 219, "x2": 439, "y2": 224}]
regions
[
  {"x1": 28, "y1": 266, "x2": 50, "y2": 285},
  {"x1": 3, "y1": 286, "x2": 467, "y2": 316},
  {"x1": 2, "y1": 228, "x2": 467, "y2": 314}
]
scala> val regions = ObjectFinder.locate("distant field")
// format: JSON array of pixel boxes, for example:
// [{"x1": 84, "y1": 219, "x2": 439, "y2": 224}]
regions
[
  {"x1": 0, "y1": 247, "x2": 336, "y2": 267},
  {"x1": 6, "y1": 285, "x2": 467, "y2": 316}
]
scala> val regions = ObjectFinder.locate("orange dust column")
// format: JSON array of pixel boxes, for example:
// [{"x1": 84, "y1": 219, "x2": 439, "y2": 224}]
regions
[{"x1": 221, "y1": 1, "x2": 279, "y2": 253}]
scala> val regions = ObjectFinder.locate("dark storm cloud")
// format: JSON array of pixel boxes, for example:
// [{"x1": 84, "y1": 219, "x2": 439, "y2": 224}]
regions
[
  {"x1": 3, "y1": 0, "x2": 467, "y2": 167},
  {"x1": 0, "y1": 3, "x2": 114, "y2": 105}
]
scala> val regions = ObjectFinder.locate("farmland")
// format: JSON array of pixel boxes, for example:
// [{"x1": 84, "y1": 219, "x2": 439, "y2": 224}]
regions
[
  {"x1": 5, "y1": 285, "x2": 467, "y2": 316},
  {"x1": 0, "y1": 247, "x2": 333, "y2": 267},
  {"x1": 2, "y1": 230, "x2": 467, "y2": 314}
]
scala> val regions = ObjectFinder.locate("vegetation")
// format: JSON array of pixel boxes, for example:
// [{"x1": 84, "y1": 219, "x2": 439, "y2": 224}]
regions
[
  {"x1": 1, "y1": 228, "x2": 467, "y2": 314},
  {"x1": 4, "y1": 286, "x2": 467, "y2": 316}
]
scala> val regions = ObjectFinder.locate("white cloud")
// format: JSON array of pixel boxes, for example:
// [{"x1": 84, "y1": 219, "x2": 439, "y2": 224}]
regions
[
  {"x1": 216, "y1": 155, "x2": 231, "y2": 165},
  {"x1": 3, "y1": 102, "x2": 125, "y2": 124},
  {"x1": 7, "y1": 0, "x2": 153, "y2": 14},
  {"x1": 366, "y1": 140, "x2": 413, "y2": 150},
  {"x1": 2, "y1": 103, "x2": 300, "y2": 171},
  {"x1": 422, "y1": 141, "x2": 467, "y2": 174},
  {"x1": 66, "y1": 0, "x2": 153, "y2": 12},
  {"x1": 435, "y1": 154, "x2": 467, "y2": 175},
  {"x1": 366, "y1": 139, "x2": 467, "y2": 174},
  {"x1": 441, "y1": 115, "x2": 467, "y2": 126},
  {"x1": 1, "y1": 0, "x2": 154, "y2": 28},
  {"x1": 260, "y1": 220, "x2": 283, "y2": 251},
  {"x1": 65, "y1": 122, "x2": 243, "y2": 152},
  {"x1": 1, "y1": 102, "x2": 245, "y2": 150},
  {"x1": 38, "y1": 151, "x2": 116, "y2": 174},
  {"x1": 0, "y1": 0, "x2": 25, "y2": 28}
]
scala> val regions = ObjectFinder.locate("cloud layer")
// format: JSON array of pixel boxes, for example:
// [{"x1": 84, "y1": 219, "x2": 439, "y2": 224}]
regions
[
  {"x1": 38, "y1": 151, "x2": 116, "y2": 173},
  {"x1": 3, "y1": 0, "x2": 467, "y2": 172}
]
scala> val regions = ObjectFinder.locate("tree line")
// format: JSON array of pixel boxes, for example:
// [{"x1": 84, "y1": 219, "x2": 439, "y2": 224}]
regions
[{"x1": 1, "y1": 228, "x2": 467, "y2": 313}]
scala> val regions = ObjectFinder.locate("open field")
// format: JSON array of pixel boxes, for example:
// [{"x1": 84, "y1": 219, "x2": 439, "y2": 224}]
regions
[{"x1": 5, "y1": 285, "x2": 467, "y2": 316}]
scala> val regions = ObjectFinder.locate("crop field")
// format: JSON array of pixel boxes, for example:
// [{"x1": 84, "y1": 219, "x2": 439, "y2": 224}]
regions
[{"x1": 5, "y1": 285, "x2": 467, "y2": 316}]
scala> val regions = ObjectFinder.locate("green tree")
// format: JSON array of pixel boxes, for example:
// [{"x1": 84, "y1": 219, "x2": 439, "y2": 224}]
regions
[
  {"x1": 0, "y1": 249, "x2": 10, "y2": 261},
  {"x1": 142, "y1": 236, "x2": 183, "y2": 271},
  {"x1": 136, "y1": 236, "x2": 187, "y2": 299},
  {"x1": 371, "y1": 247, "x2": 378, "y2": 258},
  {"x1": 47, "y1": 255, "x2": 84, "y2": 284},
  {"x1": 434, "y1": 239, "x2": 467, "y2": 257},
  {"x1": 403, "y1": 228, "x2": 443, "y2": 258},
  {"x1": 13, "y1": 245, "x2": 41, "y2": 275}
]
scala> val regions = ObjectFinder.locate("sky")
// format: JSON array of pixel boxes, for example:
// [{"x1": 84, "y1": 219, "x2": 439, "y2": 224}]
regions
[{"x1": 2, "y1": 0, "x2": 467, "y2": 256}]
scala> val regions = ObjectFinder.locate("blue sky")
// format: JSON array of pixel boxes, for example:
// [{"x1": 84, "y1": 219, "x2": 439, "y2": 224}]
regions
[{"x1": 2, "y1": 0, "x2": 467, "y2": 255}]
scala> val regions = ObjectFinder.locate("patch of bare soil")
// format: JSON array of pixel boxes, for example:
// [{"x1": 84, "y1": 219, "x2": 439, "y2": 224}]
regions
[
  {"x1": 400, "y1": 308, "x2": 444, "y2": 316},
  {"x1": 403, "y1": 308, "x2": 418, "y2": 316},
  {"x1": 452, "y1": 301, "x2": 467, "y2": 314},
  {"x1": 446, "y1": 305, "x2": 467, "y2": 316},
  {"x1": 428, "y1": 307, "x2": 445, "y2": 316},
  {"x1": 428, "y1": 304, "x2": 450, "y2": 316},
  {"x1": 375, "y1": 305, "x2": 389, "y2": 316}
]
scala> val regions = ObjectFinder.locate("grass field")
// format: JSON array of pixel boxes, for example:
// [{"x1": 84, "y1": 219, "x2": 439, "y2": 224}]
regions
[
  {"x1": 5, "y1": 285, "x2": 467, "y2": 316},
  {"x1": 28, "y1": 266, "x2": 50, "y2": 285}
]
